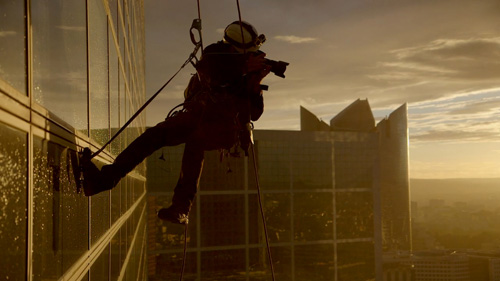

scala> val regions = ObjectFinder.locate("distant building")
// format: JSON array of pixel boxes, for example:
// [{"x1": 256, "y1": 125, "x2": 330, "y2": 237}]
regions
[
  {"x1": 412, "y1": 251, "x2": 470, "y2": 281},
  {"x1": 0, "y1": 1, "x2": 147, "y2": 280},
  {"x1": 468, "y1": 252, "x2": 500, "y2": 281},
  {"x1": 147, "y1": 99, "x2": 410, "y2": 281},
  {"x1": 383, "y1": 252, "x2": 414, "y2": 281},
  {"x1": 411, "y1": 250, "x2": 500, "y2": 281}
]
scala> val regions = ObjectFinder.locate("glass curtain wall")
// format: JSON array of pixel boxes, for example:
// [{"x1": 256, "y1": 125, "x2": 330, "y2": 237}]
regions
[
  {"x1": 0, "y1": 0, "x2": 147, "y2": 280},
  {"x1": 147, "y1": 130, "x2": 379, "y2": 281}
]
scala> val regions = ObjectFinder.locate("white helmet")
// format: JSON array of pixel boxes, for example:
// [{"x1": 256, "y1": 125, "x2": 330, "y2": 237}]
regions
[{"x1": 223, "y1": 21, "x2": 266, "y2": 52}]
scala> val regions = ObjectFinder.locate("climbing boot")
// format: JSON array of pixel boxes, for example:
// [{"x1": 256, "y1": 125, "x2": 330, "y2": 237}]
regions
[
  {"x1": 80, "y1": 148, "x2": 118, "y2": 196},
  {"x1": 157, "y1": 204, "x2": 190, "y2": 225}
]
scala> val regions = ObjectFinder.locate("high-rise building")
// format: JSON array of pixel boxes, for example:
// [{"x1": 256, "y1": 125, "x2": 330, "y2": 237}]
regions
[
  {"x1": 0, "y1": 1, "x2": 147, "y2": 280},
  {"x1": 147, "y1": 99, "x2": 410, "y2": 281},
  {"x1": 412, "y1": 251, "x2": 470, "y2": 281}
]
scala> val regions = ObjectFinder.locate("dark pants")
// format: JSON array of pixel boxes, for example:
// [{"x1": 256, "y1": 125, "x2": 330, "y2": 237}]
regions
[{"x1": 109, "y1": 100, "x2": 241, "y2": 212}]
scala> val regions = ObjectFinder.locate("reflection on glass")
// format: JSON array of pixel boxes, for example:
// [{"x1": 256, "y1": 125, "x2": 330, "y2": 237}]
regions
[
  {"x1": 32, "y1": 137, "x2": 88, "y2": 279},
  {"x1": 295, "y1": 244, "x2": 334, "y2": 281},
  {"x1": 258, "y1": 141, "x2": 333, "y2": 190},
  {"x1": 31, "y1": 0, "x2": 87, "y2": 131},
  {"x1": 0, "y1": 0, "x2": 26, "y2": 94},
  {"x1": 90, "y1": 245, "x2": 109, "y2": 280},
  {"x1": 110, "y1": 229, "x2": 121, "y2": 280},
  {"x1": 334, "y1": 140, "x2": 376, "y2": 189},
  {"x1": 201, "y1": 195, "x2": 245, "y2": 247},
  {"x1": 258, "y1": 141, "x2": 291, "y2": 190},
  {"x1": 33, "y1": 137, "x2": 63, "y2": 280},
  {"x1": 201, "y1": 250, "x2": 245, "y2": 280},
  {"x1": 0, "y1": 123, "x2": 27, "y2": 281},
  {"x1": 151, "y1": 253, "x2": 197, "y2": 281},
  {"x1": 249, "y1": 194, "x2": 291, "y2": 244},
  {"x1": 249, "y1": 247, "x2": 292, "y2": 281},
  {"x1": 91, "y1": 186, "x2": 110, "y2": 246},
  {"x1": 336, "y1": 191, "x2": 374, "y2": 239},
  {"x1": 337, "y1": 241, "x2": 375, "y2": 280},
  {"x1": 89, "y1": 0, "x2": 110, "y2": 146},
  {"x1": 110, "y1": 22, "x2": 120, "y2": 155},
  {"x1": 290, "y1": 142, "x2": 333, "y2": 190},
  {"x1": 294, "y1": 192, "x2": 333, "y2": 241},
  {"x1": 125, "y1": 213, "x2": 146, "y2": 281}
]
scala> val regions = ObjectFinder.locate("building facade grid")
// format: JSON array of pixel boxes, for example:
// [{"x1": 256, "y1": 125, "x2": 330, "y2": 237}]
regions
[{"x1": 0, "y1": 0, "x2": 147, "y2": 280}]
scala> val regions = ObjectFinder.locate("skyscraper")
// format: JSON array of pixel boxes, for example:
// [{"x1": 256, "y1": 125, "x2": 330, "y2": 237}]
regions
[
  {"x1": 0, "y1": 1, "x2": 147, "y2": 280},
  {"x1": 147, "y1": 99, "x2": 410, "y2": 281}
]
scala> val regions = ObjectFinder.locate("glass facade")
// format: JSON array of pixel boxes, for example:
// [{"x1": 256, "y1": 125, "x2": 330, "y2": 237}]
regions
[
  {"x1": 377, "y1": 104, "x2": 412, "y2": 252},
  {"x1": 0, "y1": 123, "x2": 27, "y2": 281},
  {"x1": 146, "y1": 101, "x2": 409, "y2": 280},
  {"x1": 0, "y1": 0, "x2": 26, "y2": 95},
  {"x1": 0, "y1": 0, "x2": 147, "y2": 280}
]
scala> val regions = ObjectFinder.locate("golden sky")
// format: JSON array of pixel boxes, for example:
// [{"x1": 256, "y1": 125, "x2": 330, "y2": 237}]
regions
[{"x1": 145, "y1": 0, "x2": 500, "y2": 179}]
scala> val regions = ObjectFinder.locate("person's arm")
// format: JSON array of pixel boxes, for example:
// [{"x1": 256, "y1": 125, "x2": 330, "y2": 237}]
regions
[{"x1": 245, "y1": 52, "x2": 271, "y2": 121}]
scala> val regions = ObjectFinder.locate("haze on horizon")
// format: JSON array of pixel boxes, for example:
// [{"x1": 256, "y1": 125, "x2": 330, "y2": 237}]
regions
[{"x1": 145, "y1": 0, "x2": 500, "y2": 179}]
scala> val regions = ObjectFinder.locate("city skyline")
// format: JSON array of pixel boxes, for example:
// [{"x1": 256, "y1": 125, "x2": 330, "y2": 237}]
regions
[{"x1": 144, "y1": 0, "x2": 500, "y2": 179}]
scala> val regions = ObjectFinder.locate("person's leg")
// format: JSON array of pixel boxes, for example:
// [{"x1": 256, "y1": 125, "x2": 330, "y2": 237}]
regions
[
  {"x1": 83, "y1": 110, "x2": 199, "y2": 196},
  {"x1": 157, "y1": 141, "x2": 204, "y2": 224}
]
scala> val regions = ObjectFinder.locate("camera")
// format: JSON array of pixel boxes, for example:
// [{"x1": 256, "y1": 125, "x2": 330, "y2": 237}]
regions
[{"x1": 265, "y1": 59, "x2": 289, "y2": 78}]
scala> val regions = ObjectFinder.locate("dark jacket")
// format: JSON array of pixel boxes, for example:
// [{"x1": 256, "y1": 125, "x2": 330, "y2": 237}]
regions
[{"x1": 185, "y1": 41, "x2": 265, "y2": 122}]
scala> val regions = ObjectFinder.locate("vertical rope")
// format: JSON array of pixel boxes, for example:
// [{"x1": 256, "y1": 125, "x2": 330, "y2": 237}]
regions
[
  {"x1": 251, "y1": 142, "x2": 277, "y2": 281},
  {"x1": 196, "y1": 0, "x2": 204, "y2": 55},
  {"x1": 236, "y1": 1, "x2": 275, "y2": 278},
  {"x1": 196, "y1": 0, "x2": 202, "y2": 19},
  {"x1": 179, "y1": 224, "x2": 189, "y2": 281},
  {"x1": 236, "y1": 0, "x2": 247, "y2": 55}
]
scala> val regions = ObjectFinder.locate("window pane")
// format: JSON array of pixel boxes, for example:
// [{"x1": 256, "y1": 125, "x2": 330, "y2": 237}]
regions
[
  {"x1": 201, "y1": 249, "x2": 245, "y2": 280},
  {"x1": 33, "y1": 137, "x2": 63, "y2": 280},
  {"x1": 293, "y1": 192, "x2": 333, "y2": 241},
  {"x1": 150, "y1": 252, "x2": 197, "y2": 281},
  {"x1": 31, "y1": 0, "x2": 88, "y2": 131},
  {"x1": 336, "y1": 191, "x2": 374, "y2": 239},
  {"x1": 291, "y1": 142, "x2": 333, "y2": 190},
  {"x1": 110, "y1": 230, "x2": 121, "y2": 280},
  {"x1": 295, "y1": 244, "x2": 334, "y2": 281},
  {"x1": 91, "y1": 187, "x2": 110, "y2": 246},
  {"x1": 249, "y1": 193, "x2": 291, "y2": 244},
  {"x1": 0, "y1": 123, "x2": 27, "y2": 280},
  {"x1": 33, "y1": 137, "x2": 88, "y2": 279},
  {"x1": 200, "y1": 195, "x2": 245, "y2": 247},
  {"x1": 89, "y1": 0, "x2": 110, "y2": 146},
  {"x1": 146, "y1": 146, "x2": 184, "y2": 193},
  {"x1": 109, "y1": 23, "x2": 120, "y2": 155},
  {"x1": 337, "y1": 241, "x2": 375, "y2": 280},
  {"x1": 90, "y1": 245, "x2": 109, "y2": 280},
  {"x1": 249, "y1": 247, "x2": 292, "y2": 281},
  {"x1": 258, "y1": 141, "x2": 291, "y2": 190},
  {"x1": 200, "y1": 150, "x2": 245, "y2": 191},
  {"x1": 0, "y1": 1, "x2": 26, "y2": 94}
]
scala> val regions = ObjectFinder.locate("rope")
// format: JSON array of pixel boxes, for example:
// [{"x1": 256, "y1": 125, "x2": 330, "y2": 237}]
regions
[
  {"x1": 89, "y1": 43, "x2": 199, "y2": 159},
  {"x1": 179, "y1": 224, "x2": 189, "y2": 281},
  {"x1": 236, "y1": 0, "x2": 247, "y2": 55},
  {"x1": 195, "y1": 0, "x2": 204, "y2": 55},
  {"x1": 251, "y1": 141, "x2": 277, "y2": 281},
  {"x1": 236, "y1": 1, "x2": 276, "y2": 278}
]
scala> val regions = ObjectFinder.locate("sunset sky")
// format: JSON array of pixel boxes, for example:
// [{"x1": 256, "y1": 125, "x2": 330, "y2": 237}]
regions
[{"x1": 144, "y1": 0, "x2": 500, "y2": 179}]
